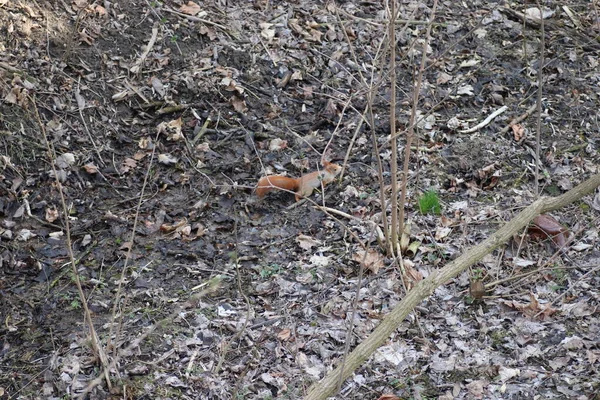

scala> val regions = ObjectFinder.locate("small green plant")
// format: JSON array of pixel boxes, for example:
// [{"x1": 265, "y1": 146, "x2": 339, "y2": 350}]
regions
[
  {"x1": 260, "y1": 264, "x2": 282, "y2": 278},
  {"x1": 418, "y1": 190, "x2": 441, "y2": 215},
  {"x1": 70, "y1": 299, "x2": 81, "y2": 310},
  {"x1": 550, "y1": 267, "x2": 567, "y2": 284}
]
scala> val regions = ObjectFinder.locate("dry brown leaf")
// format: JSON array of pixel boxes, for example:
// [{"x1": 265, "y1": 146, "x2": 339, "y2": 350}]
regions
[
  {"x1": 296, "y1": 235, "x2": 321, "y2": 251},
  {"x1": 230, "y1": 96, "x2": 247, "y2": 113},
  {"x1": 160, "y1": 218, "x2": 188, "y2": 233},
  {"x1": 179, "y1": 1, "x2": 201, "y2": 16},
  {"x1": 511, "y1": 123, "x2": 525, "y2": 141},
  {"x1": 376, "y1": 394, "x2": 401, "y2": 400},
  {"x1": 277, "y1": 329, "x2": 291, "y2": 341},
  {"x1": 269, "y1": 138, "x2": 288, "y2": 151},
  {"x1": 120, "y1": 158, "x2": 137, "y2": 173},
  {"x1": 83, "y1": 163, "x2": 98, "y2": 174},
  {"x1": 529, "y1": 214, "x2": 569, "y2": 249},
  {"x1": 469, "y1": 280, "x2": 486, "y2": 299},
  {"x1": 45, "y1": 207, "x2": 59, "y2": 223},
  {"x1": 352, "y1": 249, "x2": 384, "y2": 274}
]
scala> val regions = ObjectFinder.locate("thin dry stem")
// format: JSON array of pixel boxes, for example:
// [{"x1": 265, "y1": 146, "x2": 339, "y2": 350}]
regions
[
  {"x1": 31, "y1": 97, "x2": 111, "y2": 388},
  {"x1": 389, "y1": 0, "x2": 399, "y2": 254},
  {"x1": 534, "y1": 2, "x2": 545, "y2": 196},
  {"x1": 398, "y1": 0, "x2": 439, "y2": 241}
]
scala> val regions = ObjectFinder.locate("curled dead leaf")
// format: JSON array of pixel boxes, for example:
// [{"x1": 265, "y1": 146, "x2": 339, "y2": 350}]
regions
[
  {"x1": 82, "y1": 163, "x2": 98, "y2": 174},
  {"x1": 296, "y1": 234, "x2": 321, "y2": 251},
  {"x1": 352, "y1": 249, "x2": 384, "y2": 274},
  {"x1": 529, "y1": 214, "x2": 569, "y2": 249},
  {"x1": 45, "y1": 207, "x2": 59, "y2": 223},
  {"x1": 469, "y1": 280, "x2": 486, "y2": 299}
]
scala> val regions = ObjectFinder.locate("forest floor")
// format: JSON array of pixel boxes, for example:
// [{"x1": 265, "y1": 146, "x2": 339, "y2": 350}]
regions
[{"x1": 0, "y1": 0, "x2": 599, "y2": 399}]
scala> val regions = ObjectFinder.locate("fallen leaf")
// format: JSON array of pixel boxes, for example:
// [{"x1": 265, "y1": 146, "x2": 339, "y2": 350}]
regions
[
  {"x1": 230, "y1": 96, "x2": 247, "y2": 113},
  {"x1": 120, "y1": 158, "x2": 137, "y2": 173},
  {"x1": 511, "y1": 123, "x2": 525, "y2": 141},
  {"x1": 179, "y1": 1, "x2": 201, "y2": 16},
  {"x1": 158, "y1": 153, "x2": 178, "y2": 165},
  {"x1": 269, "y1": 138, "x2": 288, "y2": 151},
  {"x1": 82, "y1": 163, "x2": 98, "y2": 174},
  {"x1": 352, "y1": 249, "x2": 384, "y2": 274},
  {"x1": 277, "y1": 329, "x2": 291, "y2": 341},
  {"x1": 469, "y1": 280, "x2": 485, "y2": 299},
  {"x1": 45, "y1": 207, "x2": 59, "y2": 223},
  {"x1": 296, "y1": 235, "x2": 321, "y2": 251},
  {"x1": 310, "y1": 254, "x2": 330, "y2": 267},
  {"x1": 529, "y1": 214, "x2": 569, "y2": 249}
]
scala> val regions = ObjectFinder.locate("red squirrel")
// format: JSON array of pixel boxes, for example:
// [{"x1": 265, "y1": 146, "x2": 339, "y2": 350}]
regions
[{"x1": 256, "y1": 161, "x2": 342, "y2": 201}]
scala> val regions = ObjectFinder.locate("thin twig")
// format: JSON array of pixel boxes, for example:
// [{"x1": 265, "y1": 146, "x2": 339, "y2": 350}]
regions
[
  {"x1": 31, "y1": 96, "x2": 111, "y2": 389},
  {"x1": 534, "y1": 2, "x2": 545, "y2": 196},
  {"x1": 459, "y1": 105, "x2": 508, "y2": 133}
]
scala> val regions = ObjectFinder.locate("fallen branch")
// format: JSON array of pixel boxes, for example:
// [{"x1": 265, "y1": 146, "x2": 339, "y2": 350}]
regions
[
  {"x1": 305, "y1": 172, "x2": 600, "y2": 400},
  {"x1": 459, "y1": 105, "x2": 508, "y2": 133},
  {"x1": 499, "y1": 103, "x2": 537, "y2": 134},
  {"x1": 130, "y1": 26, "x2": 159, "y2": 74}
]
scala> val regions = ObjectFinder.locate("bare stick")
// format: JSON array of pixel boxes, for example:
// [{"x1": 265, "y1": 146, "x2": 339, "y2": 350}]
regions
[
  {"x1": 499, "y1": 103, "x2": 538, "y2": 134},
  {"x1": 534, "y1": 2, "x2": 545, "y2": 196},
  {"x1": 459, "y1": 105, "x2": 508, "y2": 133},
  {"x1": 389, "y1": 0, "x2": 399, "y2": 253},
  {"x1": 397, "y1": 0, "x2": 439, "y2": 246},
  {"x1": 32, "y1": 97, "x2": 111, "y2": 389},
  {"x1": 130, "y1": 25, "x2": 159, "y2": 74}
]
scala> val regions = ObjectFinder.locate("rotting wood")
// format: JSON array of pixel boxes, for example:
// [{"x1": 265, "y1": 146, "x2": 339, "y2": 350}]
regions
[{"x1": 305, "y1": 173, "x2": 600, "y2": 400}]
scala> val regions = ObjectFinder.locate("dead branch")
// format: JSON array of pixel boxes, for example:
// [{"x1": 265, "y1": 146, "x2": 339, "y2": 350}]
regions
[{"x1": 305, "y1": 172, "x2": 600, "y2": 400}]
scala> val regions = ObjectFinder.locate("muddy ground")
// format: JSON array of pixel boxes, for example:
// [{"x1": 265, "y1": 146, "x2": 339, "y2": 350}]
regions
[{"x1": 0, "y1": 0, "x2": 599, "y2": 399}]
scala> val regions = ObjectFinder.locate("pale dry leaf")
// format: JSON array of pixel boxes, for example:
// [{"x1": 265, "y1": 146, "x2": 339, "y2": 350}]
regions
[
  {"x1": 277, "y1": 329, "x2": 291, "y2": 341},
  {"x1": 81, "y1": 234, "x2": 92, "y2": 247},
  {"x1": 437, "y1": 72, "x2": 452, "y2": 85},
  {"x1": 55, "y1": 153, "x2": 75, "y2": 168},
  {"x1": 83, "y1": 163, "x2": 98, "y2": 174},
  {"x1": 296, "y1": 234, "x2": 321, "y2": 251},
  {"x1": 498, "y1": 366, "x2": 520, "y2": 381},
  {"x1": 456, "y1": 84, "x2": 474, "y2": 96},
  {"x1": 591, "y1": 190, "x2": 600, "y2": 211},
  {"x1": 49, "y1": 231, "x2": 63, "y2": 239},
  {"x1": 352, "y1": 249, "x2": 384, "y2": 274},
  {"x1": 269, "y1": 138, "x2": 288, "y2": 151},
  {"x1": 158, "y1": 153, "x2": 178, "y2": 165},
  {"x1": 513, "y1": 258, "x2": 536, "y2": 267},
  {"x1": 230, "y1": 96, "x2": 247, "y2": 113},
  {"x1": 309, "y1": 254, "x2": 330, "y2": 267},
  {"x1": 459, "y1": 58, "x2": 480, "y2": 68},
  {"x1": 376, "y1": 395, "x2": 400, "y2": 400},
  {"x1": 150, "y1": 76, "x2": 165, "y2": 98},
  {"x1": 196, "y1": 143, "x2": 210, "y2": 152},
  {"x1": 120, "y1": 158, "x2": 137, "y2": 173},
  {"x1": 435, "y1": 226, "x2": 452, "y2": 241},
  {"x1": 259, "y1": 22, "x2": 275, "y2": 41},
  {"x1": 73, "y1": 0, "x2": 88, "y2": 10},
  {"x1": 45, "y1": 207, "x2": 59, "y2": 223},
  {"x1": 525, "y1": 7, "x2": 554, "y2": 20},
  {"x1": 94, "y1": 4, "x2": 106, "y2": 15},
  {"x1": 16, "y1": 229, "x2": 36, "y2": 241},
  {"x1": 179, "y1": 1, "x2": 201, "y2": 16},
  {"x1": 511, "y1": 124, "x2": 525, "y2": 141},
  {"x1": 74, "y1": 89, "x2": 85, "y2": 109},
  {"x1": 138, "y1": 137, "x2": 153, "y2": 150}
]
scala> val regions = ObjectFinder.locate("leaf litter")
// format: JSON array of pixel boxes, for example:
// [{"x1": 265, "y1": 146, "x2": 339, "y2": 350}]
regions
[{"x1": 0, "y1": 0, "x2": 599, "y2": 399}]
